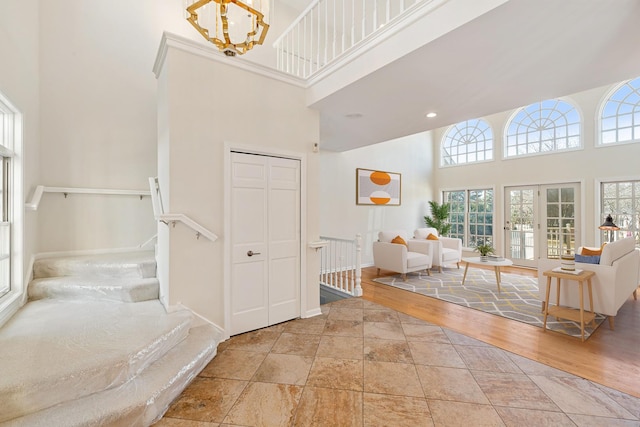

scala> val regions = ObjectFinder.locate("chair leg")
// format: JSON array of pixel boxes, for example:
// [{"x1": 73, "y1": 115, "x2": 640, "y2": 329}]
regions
[
  {"x1": 427, "y1": 269, "x2": 431, "y2": 276},
  {"x1": 456, "y1": 262, "x2": 460, "y2": 269},
  {"x1": 634, "y1": 288, "x2": 638, "y2": 300},
  {"x1": 402, "y1": 273, "x2": 407, "y2": 281},
  {"x1": 438, "y1": 266, "x2": 443, "y2": 273},
  {"x1": 377, "y1": 268, "x2": 380, "y2": 276},
  {"x1": 608, "y1": 316, "x2": 615, "y2": 330}
]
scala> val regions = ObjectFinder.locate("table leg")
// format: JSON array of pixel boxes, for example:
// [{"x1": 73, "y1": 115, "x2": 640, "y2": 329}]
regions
[
  {"x1": 462, "y1": 262, "x2": 470, "y2": 285},
  {"x1": 554, "y1": 278, "x2": 561, "y2": 320},
  {"x1": 587, "y1": 278, "x2": 595, "y2": 327},
  {"x1": 543, "y1": 276, "x2": 552, "y2": 331},
  {"x1": 579, "y1": 281, "x2": 585, "y2": 342},
  {"x1": 494, "y1": 266, "x2": 501, "y2": 293}
]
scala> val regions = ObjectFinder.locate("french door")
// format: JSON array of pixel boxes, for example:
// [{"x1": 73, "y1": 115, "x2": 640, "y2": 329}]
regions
[{"x1": 505, "y1": 183, "x2": 580, "y2": 268}]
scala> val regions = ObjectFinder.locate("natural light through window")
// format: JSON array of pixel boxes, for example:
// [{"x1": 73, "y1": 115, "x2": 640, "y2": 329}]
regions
[
  {"x1": 0, "y1": 103, "x2": 11, "y2": 300},
  {"x1": 444, "y1": 189, "x2": 494, "y2": 247},
  {"x1": 601, "y1": 181, "x2": 640, "y2": 245},
  {"x1": 599, "y1": 76, "x2": 640, "y2": 146},
  {"x1": 441, "y1": 119, "x2": 493, "y2": 166},
  {"x1": 505, "y1": 99, "x2": 581, "y2": 158}
]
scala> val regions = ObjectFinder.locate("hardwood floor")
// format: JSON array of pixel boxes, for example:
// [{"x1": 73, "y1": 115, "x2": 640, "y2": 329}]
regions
[{"x1": 361, "y1": 265, "x2": 640, "y2": 399}]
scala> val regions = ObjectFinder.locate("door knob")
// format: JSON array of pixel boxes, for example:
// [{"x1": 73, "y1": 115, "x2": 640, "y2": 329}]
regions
[{"x1": 247, "y1": 250, "x2": 261, "y2": 257}]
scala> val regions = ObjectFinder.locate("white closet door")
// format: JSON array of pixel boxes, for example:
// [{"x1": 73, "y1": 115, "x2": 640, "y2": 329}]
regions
[
  {"x1": 230, "y1": 152, "x2": 300, "y2": 335},
  {"x1": 268, "y1": 156, "x2": 300, "y2": 325}
]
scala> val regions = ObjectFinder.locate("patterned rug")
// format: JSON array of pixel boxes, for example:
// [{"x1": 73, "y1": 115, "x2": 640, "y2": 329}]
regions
[{"x1": 372, "y1": 267, "x2": 606, "y2": 340}]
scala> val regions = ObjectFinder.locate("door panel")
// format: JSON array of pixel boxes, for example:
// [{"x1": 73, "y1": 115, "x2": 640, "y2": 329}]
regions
[
  {"x1": 230, "y1": 152, "x2": 300, "y2": 335},
  {"x1": 505, "y1": 187, "x2": 538, "y2": 268},
  {"x1": 268, "y1": 157, "x2": 300, "y2": 325},
  {"x1": 505, "y1": 183, "x2": 580, "y2": 269},
  {"x1": 541, "y1": 184, "x2": 580, "y2": 259},
  {"x1": 231, "y1": 154, "x2": 269, "y2": 334}
]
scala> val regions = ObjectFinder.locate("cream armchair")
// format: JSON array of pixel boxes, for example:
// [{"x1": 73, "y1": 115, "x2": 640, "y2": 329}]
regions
[
  {"x1": 373, "y1": 230, "x2": 433, "y2": 281},
  {"x1": 413, "y1": 228, "x2": 462, "y2": 273}
]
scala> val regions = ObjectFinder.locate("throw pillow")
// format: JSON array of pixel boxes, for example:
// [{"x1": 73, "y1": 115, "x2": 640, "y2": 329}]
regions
[
  {"x1": 575, "y1": 254, "x2": 600, "y2": 264},
  {"x1": 581, "y1": 243, "x2": 606, "y2": 256},
  {"x1": 426, "y1": 233, "x2": 439, "y2": 240},
  {"x1": 391, "y1": 235, "x2": 407, "y2": 246}
]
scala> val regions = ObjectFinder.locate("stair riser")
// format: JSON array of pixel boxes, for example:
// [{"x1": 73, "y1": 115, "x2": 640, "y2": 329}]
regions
[
  {"x1": 28, "y1": 278, "x2": 160, "y2": 303},
  {"x1": 3, "y1": 325, "x2": 222, "y2": 427},
  {"x1": 33, "y1": 260, "x2": 156, "y2": 280}
]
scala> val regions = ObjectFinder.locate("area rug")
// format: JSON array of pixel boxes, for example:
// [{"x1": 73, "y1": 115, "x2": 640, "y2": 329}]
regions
[{"x1": 373, "y1": 268, "x2": 606, "y2": 340}]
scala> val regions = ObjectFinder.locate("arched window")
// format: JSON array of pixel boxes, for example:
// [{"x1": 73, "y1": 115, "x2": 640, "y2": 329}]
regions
[
  {"x1": 599, "y1": 77, "x2": 640, "y2": 145},
  {"x1": 441, "y1": 119, "x2": 493, "y2": 166},
  {"x1": 504, "y1": 99, "x2": 581, "y2": 158}
]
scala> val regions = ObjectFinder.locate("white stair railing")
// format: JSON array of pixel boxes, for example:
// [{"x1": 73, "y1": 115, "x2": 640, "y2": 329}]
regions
[
  {"x1": 149, "y1": 177, "x2": 218, "y2": 242},
  {"x1": 25, "y1": 186, "x2": 150, "y2": 211},
  {"x1": 273, "y1": 0, "x2": 433, "y2": 79},
  {"x1": 319, "y1": 234, "x2": 362, "y2": 297}
]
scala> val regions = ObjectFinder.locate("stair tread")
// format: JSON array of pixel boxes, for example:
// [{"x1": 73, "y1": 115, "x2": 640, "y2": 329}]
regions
[
  {"x1": 0, "y1": 299, "x2": 193, "y2": 423},
  {"x1": 2, "y1": 324, "x2": 222, "y2": 427}
]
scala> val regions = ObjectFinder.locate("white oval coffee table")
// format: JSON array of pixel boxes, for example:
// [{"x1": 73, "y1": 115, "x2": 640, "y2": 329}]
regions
[{"x1": 461, "y1": 256, "x2": 514, "y2": 293}]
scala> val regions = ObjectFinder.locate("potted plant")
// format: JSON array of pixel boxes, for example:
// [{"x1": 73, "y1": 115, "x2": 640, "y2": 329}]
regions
[
  {"x1": 424, "y1": 200, "x2": 452, "y2": 236},
  {"x1": 474, "y1": 242, "x2": 496, "y2": 261}
]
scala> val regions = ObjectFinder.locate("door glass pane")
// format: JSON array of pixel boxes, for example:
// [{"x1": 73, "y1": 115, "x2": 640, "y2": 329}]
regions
[
  {"x1": 546, "y1": 186, "x2": 575, "y2": 258},
  {"x1": 509, "y1": 189, "x2": 535, "y2": 260}
]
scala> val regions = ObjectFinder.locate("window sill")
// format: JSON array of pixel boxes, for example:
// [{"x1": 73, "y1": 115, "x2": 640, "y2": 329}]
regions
[{"x1": 0, "y1": 291, "x2": 23, "y2": 328}]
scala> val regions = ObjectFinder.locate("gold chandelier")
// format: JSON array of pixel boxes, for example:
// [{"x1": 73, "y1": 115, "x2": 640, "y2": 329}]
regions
[{"x1": 186, "y1": 0, "x2": 270, "y2": 57}]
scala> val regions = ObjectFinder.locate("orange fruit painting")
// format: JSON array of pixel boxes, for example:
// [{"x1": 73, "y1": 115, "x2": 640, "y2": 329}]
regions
[{"x1": 369, "y1": 171, "x2": 391, "y2": 185}]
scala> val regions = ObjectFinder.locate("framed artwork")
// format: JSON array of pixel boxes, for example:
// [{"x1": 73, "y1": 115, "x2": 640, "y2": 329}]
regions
[{"x1": 356, "y1": 168, "x2": 401, "y2": 206}]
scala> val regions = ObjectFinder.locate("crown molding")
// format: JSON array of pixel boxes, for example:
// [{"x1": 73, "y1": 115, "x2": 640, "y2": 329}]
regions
[{"x1": 153, "y1": 32, "x2": 307, "y2": 88}]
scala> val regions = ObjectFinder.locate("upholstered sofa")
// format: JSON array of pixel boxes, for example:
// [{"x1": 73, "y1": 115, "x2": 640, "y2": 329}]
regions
[
  {"x1": 373, "y1": 230, "x2": 432, "y2": 281},
  {"x1": 537, "y1": 237, "x2": 640, "y2": 329},
  {"x1": 413, "y1": 228, "x2": 463, "y2": 272}
]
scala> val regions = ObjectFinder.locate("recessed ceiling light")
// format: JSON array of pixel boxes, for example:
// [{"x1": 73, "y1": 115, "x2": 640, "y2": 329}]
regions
[
  {"x1": 426, "y1": 112, "x2": 437, "y2": 118},
  {"x1": 345, "y1": 113, "x2": 363, "y2": 119}
]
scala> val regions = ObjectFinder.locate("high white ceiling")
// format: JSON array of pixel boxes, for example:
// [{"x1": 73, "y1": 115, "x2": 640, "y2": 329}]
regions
[{"x1": 310, "y1": 0, "x2": 640, "y2": 151}]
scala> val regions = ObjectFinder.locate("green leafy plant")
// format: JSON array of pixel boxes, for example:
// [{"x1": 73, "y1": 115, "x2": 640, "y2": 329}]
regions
[
  {"x1": 424, "y1": 200, "x2": 452, "y2": 236},
  {"x1": 474, "y1": 243, "x2": 496, "y2": 257}
]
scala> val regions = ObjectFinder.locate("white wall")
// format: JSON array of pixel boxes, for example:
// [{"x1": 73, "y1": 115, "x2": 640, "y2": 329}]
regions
[
  {"x1": 31, "y1": 0, "x2": 297, "y2": 253},
  {"x1": 156, "y1": 42, "x2": 320, "y2": 327},
  {"x1": 433, "y1": 82, "x2": 640, "y2": 254},
  {"x1": 34, "y1": 0, "x2": 177, "y2": 251},
  {"x1": 0, "y1": 0, "x2": 39, "y2": 281},
  {"x1": 319, "y1": 132, "x2": 434, "y2": 265}
]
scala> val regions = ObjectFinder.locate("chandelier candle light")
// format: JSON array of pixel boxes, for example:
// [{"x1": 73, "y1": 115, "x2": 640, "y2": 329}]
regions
[{"x1": 186, "y1": 0, "x2": 270, "y2": 56}]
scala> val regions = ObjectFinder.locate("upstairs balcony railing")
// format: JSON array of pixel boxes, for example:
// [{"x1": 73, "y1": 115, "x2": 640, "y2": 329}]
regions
[{"x1": 273, "y1": 0, "x2": 433, "y2": 79}]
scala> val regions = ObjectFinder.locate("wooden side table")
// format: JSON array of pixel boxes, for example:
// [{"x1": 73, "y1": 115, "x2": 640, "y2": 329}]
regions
[{"x1": 542, "y1": 269, "x2": 596, "y2": 342}]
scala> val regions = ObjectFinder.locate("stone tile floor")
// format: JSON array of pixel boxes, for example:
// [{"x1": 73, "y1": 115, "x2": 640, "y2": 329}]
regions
[{"x1": 155, "y1": 298, "x2": 640, "y2": 426}]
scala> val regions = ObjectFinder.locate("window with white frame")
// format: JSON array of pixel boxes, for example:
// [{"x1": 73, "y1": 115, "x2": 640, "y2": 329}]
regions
[
  {"x1": 601, "y1": 181, "x2": 640, "y2": 246},
  {"x1": 441, "y1": 119, "x2": 493, "y2": 166},
  {"x1": 599, "y1": 76, "x2": 640, "y2": 146},
  {"x1": 443, "y1": 189, "x2": 494, "y2": 247},
  {"x1": 504, "y1": 99, "x2": 581, "y2": 158},
  {"x1": 0, "y1": 97, "x2": 15, "y2": 300}
]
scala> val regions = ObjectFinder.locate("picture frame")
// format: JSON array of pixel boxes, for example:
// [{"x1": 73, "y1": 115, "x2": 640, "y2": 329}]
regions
[{"x1": 356, "y1": 168, "x2": 401, "y2": 206}]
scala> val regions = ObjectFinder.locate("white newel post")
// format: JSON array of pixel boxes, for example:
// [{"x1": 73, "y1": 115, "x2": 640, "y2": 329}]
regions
[{"x1": 354, "y1": 233, "x2": 363, "y2": 296}]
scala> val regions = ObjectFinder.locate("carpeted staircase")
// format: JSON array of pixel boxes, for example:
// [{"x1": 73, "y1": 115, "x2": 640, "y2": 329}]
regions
[{"x1": 0, "y1": 251, "x2": 222, "y2": 426}]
